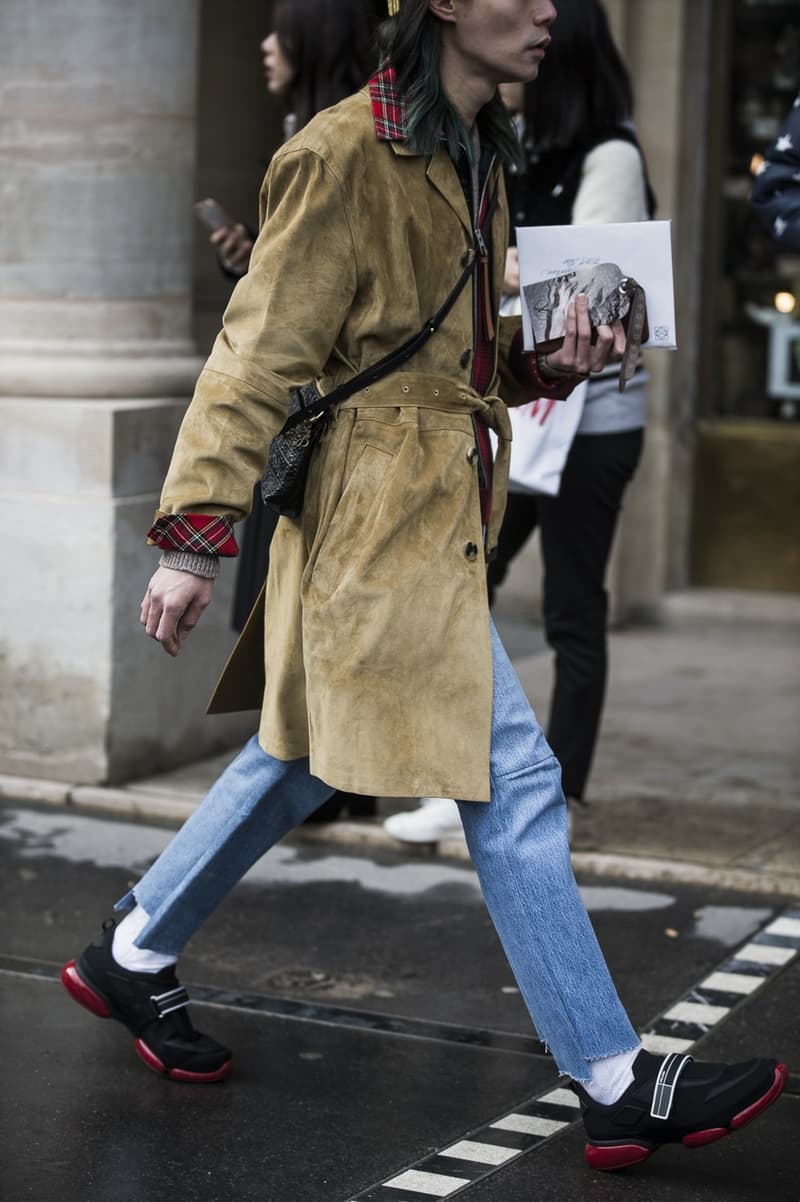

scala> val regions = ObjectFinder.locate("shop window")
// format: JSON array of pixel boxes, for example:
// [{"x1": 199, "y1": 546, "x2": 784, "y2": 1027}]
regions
[{"x1": 715, "y1": 0, "x2": 800, "y2": 421}]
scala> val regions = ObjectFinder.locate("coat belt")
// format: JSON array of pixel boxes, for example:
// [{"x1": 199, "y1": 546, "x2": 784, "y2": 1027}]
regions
[
  {"x1": 336, "y1": 371, "x2": 512, "y2": 442},
  {"x1": 336, "y1": 370, "x2": 512, "y2": 551}
]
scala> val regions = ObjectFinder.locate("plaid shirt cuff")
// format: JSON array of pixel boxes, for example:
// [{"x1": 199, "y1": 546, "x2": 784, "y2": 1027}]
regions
[
  {"x1": 509, "y1": 328, "x2": 583, "y2": 401},
  {"x1": 147, "y1": 513, "x2": 239, "y2": 557}
]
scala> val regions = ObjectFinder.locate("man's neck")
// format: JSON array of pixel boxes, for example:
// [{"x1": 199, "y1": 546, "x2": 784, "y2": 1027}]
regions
[{"x1": 437, "y1": 40, "x2": 496, "y2": 128}]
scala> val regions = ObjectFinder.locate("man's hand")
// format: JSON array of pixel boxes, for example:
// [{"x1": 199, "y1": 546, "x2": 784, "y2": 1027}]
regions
[
  {"x1": 210, "y1": 223, "x2": 253, "y2": 276},
  {"x1": 140, "y1": 566, "x2": 215, "y2": 657},
  {"x1": 540, "y1": 293, "x2": 626, "y2": 378}
]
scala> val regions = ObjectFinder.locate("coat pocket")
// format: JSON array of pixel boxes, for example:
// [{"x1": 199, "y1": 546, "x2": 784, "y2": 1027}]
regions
[{"x1": 306, "y1": 441, "x2": 395, "y2": 600}]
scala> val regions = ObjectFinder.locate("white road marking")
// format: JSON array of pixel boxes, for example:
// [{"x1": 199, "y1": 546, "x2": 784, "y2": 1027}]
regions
[
  {"x1": 641, "y1": 1033, "x2": 694, "y2": 1055},
  {"x1": 736, "y1": 943, "x2": 795, "y2": 966},
  {"x1": 765, "y1": 917, "x2": 800, "y2": 939},
  {"x1": 700, "y1": 971, "x2": 762, "y2": 995},
  {"x1": 664, "y1": 1001, "x2": 730, "y2": 1025},
  {"x1": 490, "y1": 1114, "x2": 567, "y2": 1137},
  {"x1": 384, "y1": 1168, "x2": 468, "y2": 1196},
  {"x1": 441, "y1": 1140, "x2": 517, "y2": 1165},
  {"x1": 539, "y1": 1088, "x2": 581, "y2": 1108}
]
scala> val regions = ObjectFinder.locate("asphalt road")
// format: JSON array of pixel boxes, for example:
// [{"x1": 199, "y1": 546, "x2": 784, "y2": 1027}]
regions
[{"x1": 1, "y1": 801, "x2": 797, "y2": 1202}]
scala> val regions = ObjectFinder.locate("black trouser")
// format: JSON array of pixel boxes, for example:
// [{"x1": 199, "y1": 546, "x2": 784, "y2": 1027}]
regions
[
  {"x1": 231, "y1": 486, "x2": 280, "y2": 634},
  {"x1": 487, "y1": 429, "x2": 644, "y2": 800}
]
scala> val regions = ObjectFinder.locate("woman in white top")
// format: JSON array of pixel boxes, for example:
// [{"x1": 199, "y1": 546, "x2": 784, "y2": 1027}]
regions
[
  {"x1": 491, "y1": 0, "x2": 656, "y2": 811},
  {"x1": 386, "y1": 0, "x2": 653, "y2": 843}
]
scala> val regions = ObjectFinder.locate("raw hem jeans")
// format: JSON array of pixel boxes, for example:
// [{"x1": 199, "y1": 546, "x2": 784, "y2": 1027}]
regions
[{"x1": 118, "y1": 619, "x2": 638, "y2": 1082}]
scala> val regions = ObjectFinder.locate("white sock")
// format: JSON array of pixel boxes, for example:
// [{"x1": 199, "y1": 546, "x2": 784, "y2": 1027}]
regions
[
  {"x1": 583, "y1": 1045, "x2": 642, "y2": 1106},
  {"x1": 112, "y1": 904, "x2": 177, "y2": 974}
]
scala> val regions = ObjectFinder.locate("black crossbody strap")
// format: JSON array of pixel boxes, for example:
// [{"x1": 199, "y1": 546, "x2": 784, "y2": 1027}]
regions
[
  {"x1": 281, "y1": 251, "x2": 476, "y2": 431},
  {"x1": 282, "y1": 179, "x2": 501, "y2": 431},
  {"x1": 281, "y1": 173, "x2": 501, "y2": 432}
]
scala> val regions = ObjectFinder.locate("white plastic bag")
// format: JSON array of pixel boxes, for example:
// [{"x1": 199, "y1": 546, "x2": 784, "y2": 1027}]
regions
[{"x1": 505, "y1": 381, "x2": 587, "y2": 496}]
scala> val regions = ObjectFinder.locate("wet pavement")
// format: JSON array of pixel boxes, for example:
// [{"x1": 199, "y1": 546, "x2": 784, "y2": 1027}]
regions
[
  {"x1": 9, "y1": 604, "x2": 797, "y2": 900},
  {"x1": 1, "y1": 801, "x2": 798, "y2": 1201}
]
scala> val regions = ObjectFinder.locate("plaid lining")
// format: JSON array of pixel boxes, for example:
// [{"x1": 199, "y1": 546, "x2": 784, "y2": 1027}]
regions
[
  {"x1": 509, "y1": 327, "x2": 581, "y2": 401},
  {"x1": 369, "y1": 66, "x2": 407, "y2": 142},
  {"x1": 147, "y1": 513, "x2": 239, "y2": 557},
  {"x1": 472, "y1": 181, "x2": 497, "y2": 527}
]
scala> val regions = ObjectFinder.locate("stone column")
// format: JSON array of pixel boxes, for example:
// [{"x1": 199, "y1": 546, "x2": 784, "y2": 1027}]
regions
[{"x1": 0, "y1": 0, "x2": 251, "y2": 783}]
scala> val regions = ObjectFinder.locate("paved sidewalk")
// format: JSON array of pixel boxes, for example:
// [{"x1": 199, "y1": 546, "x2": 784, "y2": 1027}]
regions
[{"x1": 2, "y1": 590, "x2": 798, "y2": 896}]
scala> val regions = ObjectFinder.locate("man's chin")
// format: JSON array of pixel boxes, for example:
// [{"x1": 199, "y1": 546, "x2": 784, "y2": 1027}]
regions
[{"x1": 497, "y1": 64, "x2": 540, "y2": 86}]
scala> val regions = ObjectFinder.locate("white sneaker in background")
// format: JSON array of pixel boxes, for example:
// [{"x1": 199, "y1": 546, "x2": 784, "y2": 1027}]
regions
[{"x1": 383, "y1": 797, "x2": 461, "y2": 844}]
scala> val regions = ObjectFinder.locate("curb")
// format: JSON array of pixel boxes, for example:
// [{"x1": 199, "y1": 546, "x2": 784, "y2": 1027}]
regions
[{"x1": 1, "y1": 772, "x2": 798, "y2": 899}]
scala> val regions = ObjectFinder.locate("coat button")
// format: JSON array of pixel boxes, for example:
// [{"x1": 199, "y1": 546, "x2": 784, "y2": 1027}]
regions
[
  {"x1": 464, "y1": 541, "x2": 479, "y2": 561},
  {"x1": 466, "y1": 446, "x2": 478, "y2": 464}
]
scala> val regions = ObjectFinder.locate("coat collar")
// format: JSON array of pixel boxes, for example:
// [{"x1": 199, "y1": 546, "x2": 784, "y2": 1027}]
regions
[
  {"x1": 368, "y1": 64, "x2": 498, "y2": 236},
  {"x1": 369, "y1": 65, "x2": 410, "y2": 145}
]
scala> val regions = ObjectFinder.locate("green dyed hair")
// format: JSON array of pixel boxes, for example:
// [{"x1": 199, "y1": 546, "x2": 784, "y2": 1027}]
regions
[{"x1": 377, "y1": 0, "x2": 522, "y2": 166}]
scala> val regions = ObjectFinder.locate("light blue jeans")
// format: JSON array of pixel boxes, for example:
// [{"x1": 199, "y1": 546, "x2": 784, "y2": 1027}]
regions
[{"x1": 119, "y1": 619, "x2": 638, "y2": 1081}]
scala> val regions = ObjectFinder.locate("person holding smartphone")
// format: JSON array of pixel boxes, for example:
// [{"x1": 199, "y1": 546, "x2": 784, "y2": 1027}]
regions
[
  {"x1": 200, "y1": 0, "x2": 380, "y2": 281},
  {"x1": 197, "y1": 1, "x2": 382, "y2": 824}
]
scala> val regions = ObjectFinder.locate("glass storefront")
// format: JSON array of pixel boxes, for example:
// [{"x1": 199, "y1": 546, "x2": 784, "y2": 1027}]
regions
[
  {"x1": 692, "y1": 0, "x2": 800, "y2": 591},
  {"x1": 711, "y1": 0, "x2": 800, "y2": 421}
]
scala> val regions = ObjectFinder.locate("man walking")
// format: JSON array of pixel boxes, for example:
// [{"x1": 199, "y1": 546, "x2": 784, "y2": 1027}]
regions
[{"x1": 63, "y1": 0, "x2": 786, "y2": 1171}]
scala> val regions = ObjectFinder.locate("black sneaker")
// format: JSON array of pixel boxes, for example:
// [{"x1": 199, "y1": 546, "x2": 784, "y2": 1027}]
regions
[
  {"x1": 574, "y1": 1049, "x2": 787, "y2": 1171},
  {"x1": 61, "y1": 920, "x2": 232, "y2": 1083}
]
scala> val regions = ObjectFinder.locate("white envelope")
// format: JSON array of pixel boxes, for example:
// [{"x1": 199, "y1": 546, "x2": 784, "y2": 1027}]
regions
[{"x1": 516, "y1": 219, "x2": 677, "y2": 351}]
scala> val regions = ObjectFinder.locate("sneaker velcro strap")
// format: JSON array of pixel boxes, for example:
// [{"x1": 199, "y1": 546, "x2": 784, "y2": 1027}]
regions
[
  {"x1": 650, "y1": 1053, "x2": 693, "y2": 1120},
  {"x1": 150, "y1": 985, "x2": 190, "y2": 1018}
]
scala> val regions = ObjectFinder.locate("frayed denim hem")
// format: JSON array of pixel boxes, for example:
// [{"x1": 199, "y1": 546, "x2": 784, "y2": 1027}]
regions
[{"x1": 560, "y1": 1039, "x2": 644, "y2": 1085}]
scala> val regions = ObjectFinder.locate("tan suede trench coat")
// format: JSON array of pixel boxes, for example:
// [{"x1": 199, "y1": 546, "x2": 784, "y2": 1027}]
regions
[{"x1": 156, "y1": 87, "x2": 542, "y2": 802}]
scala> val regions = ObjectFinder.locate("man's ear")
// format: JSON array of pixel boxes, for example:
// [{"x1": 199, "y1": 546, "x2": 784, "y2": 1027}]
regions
[{"x1": 428, "y1": 0, "x2": 457, "y2": 23}]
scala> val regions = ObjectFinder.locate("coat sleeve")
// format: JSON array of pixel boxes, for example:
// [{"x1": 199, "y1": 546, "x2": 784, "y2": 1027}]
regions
[
  {"x1": 752, "y1": 97, "x2": 800, "y2": 253},
  {"x1": 496, "y1": 316, "x2": 584, "y2": 407},
  {"x1": 157, "y1": 147, "x2": 359, "y2": 522}
]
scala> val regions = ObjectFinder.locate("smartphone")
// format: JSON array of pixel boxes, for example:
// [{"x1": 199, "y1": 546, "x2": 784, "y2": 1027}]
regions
[{"x1": 193, "y1": 198, "x2": 234, "y2": 232}]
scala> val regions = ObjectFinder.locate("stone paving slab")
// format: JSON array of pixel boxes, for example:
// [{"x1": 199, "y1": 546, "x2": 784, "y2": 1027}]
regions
[{"x1": 514, "y1": 622, "x2": 800, "y2": 808}]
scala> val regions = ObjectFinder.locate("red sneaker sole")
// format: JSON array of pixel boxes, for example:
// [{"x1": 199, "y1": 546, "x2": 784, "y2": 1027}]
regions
[
  {"x1": 586, "y1": 1063, "x2": 789, "y2": 1171},
  {"x1": 61, "y1": 961, "x2": 111, "y2": 1018},
  {"x1": 731, "y1": 1063, "x2": 788, "y2": 1129},
  {"x1": 135, "y1": 1039, "x2": 233, "y2": 1083},
  {"x1": 585, "y1": 1143, "x2": 653, "y2": 1171},
  {"x1": 61, "y1": 960, "x2": 232, "y2": 1083}
]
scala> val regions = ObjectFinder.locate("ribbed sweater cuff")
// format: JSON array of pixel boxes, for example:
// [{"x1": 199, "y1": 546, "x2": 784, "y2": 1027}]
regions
[{"x1": 159, "y1": 551, "x2": 220, "y2": 579}]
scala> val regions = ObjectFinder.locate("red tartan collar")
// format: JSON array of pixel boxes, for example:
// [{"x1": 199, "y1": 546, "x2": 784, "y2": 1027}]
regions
[{"x1": 369, "y1": 65, "x2": 408, "y2": 143}]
